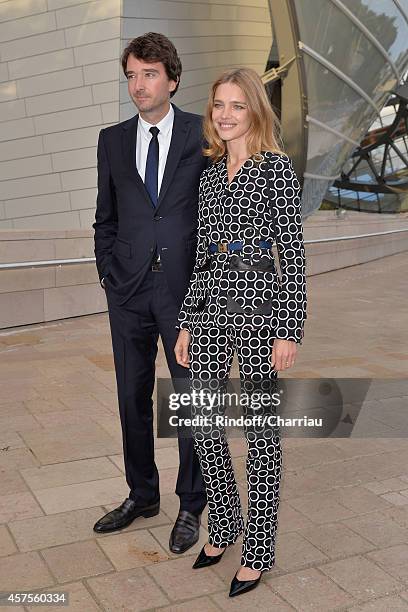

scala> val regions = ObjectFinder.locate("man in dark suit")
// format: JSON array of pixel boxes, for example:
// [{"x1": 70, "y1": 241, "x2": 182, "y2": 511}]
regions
[{"x1": 92, "y1": 32, "x2": 207, "y2": 553}]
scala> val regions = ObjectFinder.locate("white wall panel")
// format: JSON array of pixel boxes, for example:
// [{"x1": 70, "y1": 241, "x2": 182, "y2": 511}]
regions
[
  {"x1": 0, "y1": 117, "x2": 35, "y2": 141},
  {"x1": 101, "y1": 101, "x2": 118, "y2": 124},
  {"x1": 92, "y1": 81, "x2": 119, "y2": 104},
  {"x1": 0, "y1": 154, "x2": 52, "y2": 180},
  {"x1": 0, "y1": 98, "x2": 26, "y2": 122},
  {"x1": 55, "y1": 0, "x2": 120, "y2": 29},
  {"x1": 1, "y1": 174, "x2": 61, "y2": 199},
  {"x1": 1, "y1": 31, "x2": 65, "y2": 61},
  {"x1": 13, "y1": 210, "x2": 81, "y2": 229},
  {"x1": 0, "y1": 12, "x2": 56, "y2": 43},
  {"x1": 0, "y1": 0, "x2": 120, "y2": 229},
  {"x1": 0, "y1": 62, "x2": 9, "y2": 82},
  {"x1": 0, "y1": 135, "x2": 43, "y2": 162},
  {"x1": 25, "y1": 86, "x2": 93, "y2": 116},
  {"x1": 4, "y1": 193, "x2": 70, "y2": 219},
  {"x1": 0, "y1": 0, "x2": 46, "y2": 22},
  {"x1": 42, "y1": 125, "x2": 103, "y2": 153},
  {"x1": 65, "y1": 17, "x2": 120, "y2": 47},
  {"x1": 51, "y1": 147, "x2": 96, "y2": 172},
  {"x1": 8, "y1": 49, "x2": 75, "y2": 79},
  {"x1": 70, "y1": 187, "x2": 96, "y2": 210},
  {"x1": 0, "y1": 81, "x2": 17, "y2": 102},
  {"x1": 33, "y1": 105, "x2": 102, "y2": 134},
  {"x1": 83, "y1": 60, "x2": 119, "y2": 85},
  {"x1": 73, "y1": 39, "x2": 120, "y2": 66},
  {"x1": 15, "y1": 67, "x2": 84, "y2": 98},
  {"x1": 47, "y1": 0, "x2": 91, "y2": 10},
  {"x1": 60, "y1": 167, "x2": 96, "y2": 191}
]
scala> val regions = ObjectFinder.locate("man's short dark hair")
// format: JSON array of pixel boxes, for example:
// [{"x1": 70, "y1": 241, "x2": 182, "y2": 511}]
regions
[{"x1": 121, "y1": 32, "x2": 182, "y2": 97}]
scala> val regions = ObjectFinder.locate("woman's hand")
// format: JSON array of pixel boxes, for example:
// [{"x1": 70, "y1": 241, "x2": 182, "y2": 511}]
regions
[
  {"x1": 271, "y1": 338, "x2": 297, "y2": 371},
  {"x1": 174, "y1": 329, "x2": 191, "y2": 367}
]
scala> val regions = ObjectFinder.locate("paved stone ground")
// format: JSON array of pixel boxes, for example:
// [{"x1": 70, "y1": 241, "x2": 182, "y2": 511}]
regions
[{"x1": 1, "y1": 251, "x2": 408, "y2": 611}]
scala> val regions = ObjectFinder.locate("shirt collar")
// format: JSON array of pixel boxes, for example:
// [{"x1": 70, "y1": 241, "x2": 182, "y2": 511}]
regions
[{"x1": 138, "y1": 104, "x2": 174, "y2": 138}]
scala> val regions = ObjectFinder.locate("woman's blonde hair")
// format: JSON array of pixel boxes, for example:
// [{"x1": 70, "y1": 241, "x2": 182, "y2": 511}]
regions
[{"x1": 203, "y1": 67, "x2": 285, "y2": 161}]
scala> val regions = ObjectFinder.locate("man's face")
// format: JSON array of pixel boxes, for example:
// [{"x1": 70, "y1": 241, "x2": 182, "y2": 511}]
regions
[{"x1": 125, "y1": 55, "x2": 177, "y2": 119}]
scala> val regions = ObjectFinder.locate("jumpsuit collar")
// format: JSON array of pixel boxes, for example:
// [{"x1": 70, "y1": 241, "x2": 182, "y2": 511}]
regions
[{"x1": 218, "y1": 153, "x2": 255, "y2": 190}]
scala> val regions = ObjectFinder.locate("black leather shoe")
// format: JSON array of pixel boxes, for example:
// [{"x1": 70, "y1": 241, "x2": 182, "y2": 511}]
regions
[
  {"x1": 229, "y1": 570, "x2": 262, "y2": 597},
  {"x1": 192, "y1": 544, "x2": 226, "y2": 569},
  {"x1": 93, "y1": 498, "x2": 160, "y2": 533},
  {"x1": 169, "y1": 510, "x2": 200, "y2": 554}
]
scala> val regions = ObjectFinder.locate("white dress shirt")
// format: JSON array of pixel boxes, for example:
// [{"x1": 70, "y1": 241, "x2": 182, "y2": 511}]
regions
[{"x1": 136, "y1": 104, "x2": 174, "y2": 194}]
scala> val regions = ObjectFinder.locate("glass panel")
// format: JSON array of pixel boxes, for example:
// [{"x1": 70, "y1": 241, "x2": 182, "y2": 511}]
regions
[
  {"x1": 302, "y1": 177, "x2": 334, "y2": 217},
  {"x1": 291, "y1": 0, "x2": 408, "y2": 215},
  {"x1": 387, "y1": 140, "x2": 408, "y2": 174},
  {"x1": 294, "y1": 0, "x2": 393, "y2": 100},
  {"x1": 370, "y1": 143, "x2": 385, "y2": 167},
  {"x1": 350, "y1": 158, "x2": 379, "y2": 185},
  {"x1": 326, "y1": 185, "x2": 403, "y2": 213},
  {"x1": 377, "y1": 191, "x2": 404, "y2": 212},
  {"x1": 305, "y1": 120, "x2": 351, "y2": 176},
  {"x1": 304, "y1": 57, "x2": 376, "y2": 143},
  {"x1": 399, "y1": 0, "x2": 408, "y2": 15},
  {"x1": 342, "y1": 0, "x2": 408, "y2": 67}
]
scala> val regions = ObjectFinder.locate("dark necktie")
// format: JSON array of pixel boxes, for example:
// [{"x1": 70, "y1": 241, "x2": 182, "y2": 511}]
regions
[{"x1": 144, "y1": 126, "x2": 160, "y2": 206}]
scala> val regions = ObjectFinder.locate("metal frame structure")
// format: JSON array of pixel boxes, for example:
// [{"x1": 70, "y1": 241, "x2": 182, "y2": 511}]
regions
[
  {"x1": 332, "y1": 84, "x2": 408, "y2": 212},
  {"x1": 299, "y1": 41, "x2": 383, "y2": 117},
  {"x1": 331, "y1": 0, "x2": 401, "y2": 81},
  {"x1": 264, "y1": 0, "x2": 308, "y2": 180},
  {"x1": 305, "y1": 115, "x2": 360, "y2": 148},
  {"x1": 266, "y1": 0, "x2": 408, "y2": 214},
  {"x1": 392, "y1": 0, "x2": 408, "y2": 27}
]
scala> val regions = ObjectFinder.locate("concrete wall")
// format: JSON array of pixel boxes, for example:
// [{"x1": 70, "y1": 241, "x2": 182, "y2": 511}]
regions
[
  {"x1": 0, "y1": 0, "x2": 272, "y2": 230},
  {"x1": 1, "y1": 211, "x2": 407, "y2": 329},
  {"x1": 0, "y1": 227, "x2": 104, "y2": 328},
  {"x1": 0, "y1": 0, "x2": 121, "y2": 231}
]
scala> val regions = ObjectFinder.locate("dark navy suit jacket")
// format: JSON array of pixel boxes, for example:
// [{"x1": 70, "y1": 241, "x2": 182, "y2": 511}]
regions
[{"x1": 93, "y1": 104, "x2": 208, "y2": 306}]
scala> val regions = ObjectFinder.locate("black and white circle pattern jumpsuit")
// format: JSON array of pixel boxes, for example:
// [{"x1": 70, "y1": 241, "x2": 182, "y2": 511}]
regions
[{"x1": 177, "y1": 151, "x2": 307, "y2": 571}]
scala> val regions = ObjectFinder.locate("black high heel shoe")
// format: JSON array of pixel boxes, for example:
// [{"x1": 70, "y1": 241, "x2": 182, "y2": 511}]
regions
[
  {"x1": 192, "y1": 544, "x2": 226, "y2": 569},
  {"x1": 229, "y1": 569, "x2": 262, "y2": 597}
]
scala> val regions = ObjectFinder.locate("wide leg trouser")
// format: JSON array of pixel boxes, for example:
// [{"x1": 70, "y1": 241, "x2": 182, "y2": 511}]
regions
[{"x1": 189, "y1": 326, "x2": 282, "y2": 571}]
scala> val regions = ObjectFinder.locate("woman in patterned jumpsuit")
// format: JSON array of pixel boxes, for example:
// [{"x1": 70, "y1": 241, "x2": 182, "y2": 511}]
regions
[{"x1": 174, "y1": 67, "x2": 307, "y2": 597}]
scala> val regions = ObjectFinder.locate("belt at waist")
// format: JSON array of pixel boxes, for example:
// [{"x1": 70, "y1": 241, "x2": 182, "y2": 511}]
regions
[{"x1": 208, "y1": 240, "x2": 272, "y2": 254}]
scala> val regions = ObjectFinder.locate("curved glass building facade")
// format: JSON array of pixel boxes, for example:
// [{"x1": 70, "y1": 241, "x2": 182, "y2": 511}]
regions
[{"x1": 267, "y1": 0, "x2": 408, "y2": 217}]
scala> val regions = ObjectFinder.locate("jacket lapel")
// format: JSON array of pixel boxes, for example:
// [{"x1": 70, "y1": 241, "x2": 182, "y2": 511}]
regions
[
  {"x1": 121, "y1": 114, "x2": 154, "y2": 208},
  {"x1": 156, "y1": 105, "x2": 190, "y2": 210}
]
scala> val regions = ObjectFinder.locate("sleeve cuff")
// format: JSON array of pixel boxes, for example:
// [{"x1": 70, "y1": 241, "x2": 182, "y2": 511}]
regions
[
  {"x1": 177, "y1": 322, "x2": 191, "y2": 332},
  {"x1": 274, "y1": 326, "x2": 305, "y2": 344}
]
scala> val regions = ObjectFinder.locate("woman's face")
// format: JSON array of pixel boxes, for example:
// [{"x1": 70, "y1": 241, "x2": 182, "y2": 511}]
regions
[{"x1": 212, "y1": 82, "x2": 251, "y2": 145}]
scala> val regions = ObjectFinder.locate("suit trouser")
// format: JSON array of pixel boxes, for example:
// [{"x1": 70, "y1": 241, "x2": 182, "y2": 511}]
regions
[
  {"x1": 105, "y1": 270, "x2": 207, "y2": 515},
  {"x1": 189, "y1": 325, "x2": 282, "y2": 571}
]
